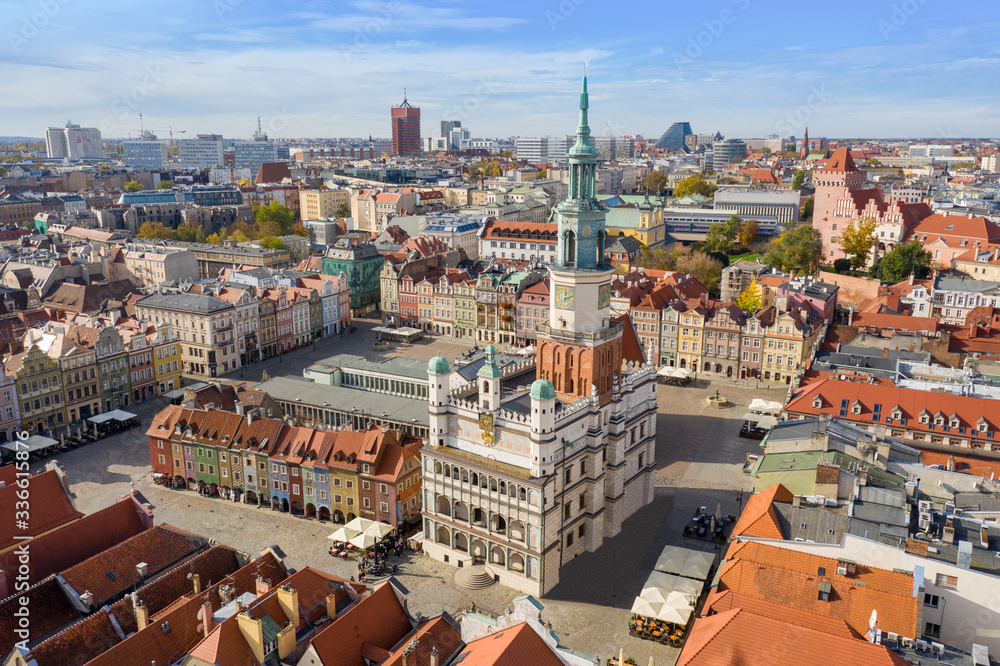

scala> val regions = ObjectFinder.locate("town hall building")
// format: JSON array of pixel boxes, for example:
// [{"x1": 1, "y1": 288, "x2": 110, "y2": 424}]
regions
[{"x1": 419, "y1": 76, "x2": 658, "y2": 595}]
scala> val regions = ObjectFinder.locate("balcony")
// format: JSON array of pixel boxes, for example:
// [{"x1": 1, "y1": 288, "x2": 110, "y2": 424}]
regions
[{"x1": 536, "y1": 320, "x2": 624, "y2": 343}]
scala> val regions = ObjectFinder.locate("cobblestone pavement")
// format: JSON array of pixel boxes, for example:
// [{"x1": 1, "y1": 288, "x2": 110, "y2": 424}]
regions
[{"x1": 53, "y1": 335, "x2": 787, "y2": 666}]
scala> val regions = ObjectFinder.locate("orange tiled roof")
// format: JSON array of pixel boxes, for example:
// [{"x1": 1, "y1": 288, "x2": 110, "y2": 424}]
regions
[
  {"x1": 729, "y1": 483, "x2": 792, "y2": 539},
  {"x1": 677, "y1": 607, "x2": 908, "y2": 665},
  {"x1": 714, "y1": 540, "x2": 919, "y2": 639},
  {"x1": 308, "y1": 581, "x2": 413, "y2": 666},
  {"x1": 454, "y1": 623, "x2": 564, "y2": 666},
  {"x1": 819, "y1": 147, "x2": 860, "y2": 173},
  {"x1": 0, "y1": 469, "x2": 83, "y2": 552}
]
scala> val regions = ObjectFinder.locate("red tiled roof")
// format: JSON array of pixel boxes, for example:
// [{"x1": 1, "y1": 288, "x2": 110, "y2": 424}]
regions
[
  {"x1": 820, "y1": 147, "x2": 860, "y2": 173},
  {"x1": 60, "y1": 524, "x2": 207, "y2": 608},
  {"x1": 703, "y1": 591, "x2": 861, "y2": 638},
  {"x1": 0, "y1": 578, "x2": 81, "y2": 655},
  {"x1": 380, "y1": 615, "x2": 463, "y2": 666},
  {"x1": 0, "y1": 469, "x2": 83, "y2": 552},
  {"x1": 454, "y1": 622, "x2": 564, "y2": 666},
  {"x1": 713, "y1": 540, "x2": 919, "y2": 638},
  {"x1": 729, "y1": 483, "x2": 793, "y2": 540},
  {"x1": 850, "y1": 311, "x2": 940, "y2": 334},
  {"x1": 308, "y1": 581, "x2": 413, "y2": 666},
  {"x1": 615, "y1": 313, "x2": 646, "y2": 364},
  {"x1": 0, "y1": 496, "x2": 146, "y2": 593},
  {"x1": 678, "y1": 607, "x2": 908, "y2": 665}
]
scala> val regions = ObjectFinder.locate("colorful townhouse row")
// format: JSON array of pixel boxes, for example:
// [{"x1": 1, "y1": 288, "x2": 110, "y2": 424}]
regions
[
  {"x1": 0, "y1": 318, "x2": 183, "y2": 438},
  {"x1": 146, "y1": 405, "x2": 423, "y2": 528},
  {"x1": 133, "y1": 268, "x2": 351, "y2": 378}
]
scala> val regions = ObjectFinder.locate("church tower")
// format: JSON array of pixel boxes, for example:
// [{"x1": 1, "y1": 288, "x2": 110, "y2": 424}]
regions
[
  {"x1": 800, "y1": 126, "x2": 809, "y2": 159},
  {"x1": 535, "y1": 75, "x2": 623, "y2": 406}
]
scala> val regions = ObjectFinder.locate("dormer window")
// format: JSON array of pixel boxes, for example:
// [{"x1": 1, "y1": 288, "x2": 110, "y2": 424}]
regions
[
  {"x1": 979, "y1": 419, "x2": 989, "y2": 433},
  {"x1": 812, "y1": 395, "x2": 824, "y2": 409},
  {"x1": 919, "y1": 411, "x2": 930, "y2": 425},
  {"x1": 851, "y1": 400, "x2": 862, "y2": 415}
]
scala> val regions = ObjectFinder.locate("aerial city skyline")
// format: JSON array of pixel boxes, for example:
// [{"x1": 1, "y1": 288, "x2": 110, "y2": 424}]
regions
[{"x1": 4, "y1": 0, "x2": 1000, "y2": 139}]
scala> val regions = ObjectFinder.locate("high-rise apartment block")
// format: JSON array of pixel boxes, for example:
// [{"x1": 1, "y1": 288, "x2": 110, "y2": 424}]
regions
[
  {"x1": 179, "y1": 134, "x2": 225, "y2": 169},
  {"x1": 391, "y1": 95, "x2": 421, "y2": 156},
  {"x1": 45, "y1": 122, "x2": 104, "y2": 159},
  {"x1": 122, "y1": 133, "x2": 168, "y2": 170}
]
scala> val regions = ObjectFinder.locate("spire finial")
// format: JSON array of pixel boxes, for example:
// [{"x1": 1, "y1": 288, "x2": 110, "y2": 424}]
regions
[{"x1": 584, "y1": 57, "x2": 590, "y2": 75}]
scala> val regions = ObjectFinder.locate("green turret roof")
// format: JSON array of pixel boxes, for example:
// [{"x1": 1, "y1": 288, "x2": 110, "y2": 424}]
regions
[
  {"x1": 477, "y1": 343, "x2": 502, "y2": 379},
  {"x1": 530, "y1": 378, "x2": 556, "y2": 401},
  {"x1": 428, "y1": 354, "x2": 450, "y2": 376}
]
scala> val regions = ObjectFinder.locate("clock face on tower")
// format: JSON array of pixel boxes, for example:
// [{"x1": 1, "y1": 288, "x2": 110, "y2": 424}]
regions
[
  {"x1": 554, "y1": 285, "x2": 575, "y2": 310},
  {"x1": 598, "y1": 284, "x2": 611, "y2": 309}
]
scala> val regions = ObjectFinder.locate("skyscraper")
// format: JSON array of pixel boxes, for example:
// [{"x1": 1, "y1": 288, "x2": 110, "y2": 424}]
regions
[
  {"x1": 654, "y1": 121, "x2": 693, "y2": 152},
  {"x1": 420, "y1": 76, "x2": 657, "y2": 595},
  {"x1": 391, "y1": 93, "x2": 421, "y2": 157},
  {"x1": 45, "y1": 122, "x2": 104, "y2": 159}
]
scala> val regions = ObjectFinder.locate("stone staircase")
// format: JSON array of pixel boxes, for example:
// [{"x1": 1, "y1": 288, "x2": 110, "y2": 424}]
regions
[{"x1": 454, "y1": 564, "x2": 496, "y2": 590}]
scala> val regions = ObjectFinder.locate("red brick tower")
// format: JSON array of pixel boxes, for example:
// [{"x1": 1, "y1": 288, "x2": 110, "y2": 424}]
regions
[{"x1": 391, "y1": 92, "x2": 421, "y2": 157}]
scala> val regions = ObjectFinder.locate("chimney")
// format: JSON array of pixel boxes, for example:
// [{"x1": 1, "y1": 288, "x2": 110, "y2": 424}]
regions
[
  {"x1": 192, "y1": 573, "x2": 201, "y2": 595},
  {"x1": 136, "y1": 562, "x2": 149, "y2": 578},
  {"x1": 135, "y1": 603, "x2": 149, "y2": 631},
  {"x1": 237, "y1": 612, "x2": 265, "y2": 664},
  {"x1": 255, "y1": 577, "x2": 270, "y2": 596},
  {"x1": 430, "y1": 646, "x2": 440, "y2": 666},
  {"x1": 909, "y1": 272, "x2": 915, "y2": 286},
  {"x1": 198, "y1": 599, "x2": 214, "y2": 638},
  {"x1": 79, "y1": 591, "x2": 94, "y2": 607},
  {"x1": 277, "y1": 584, "x2": 300, "y2": 628}
]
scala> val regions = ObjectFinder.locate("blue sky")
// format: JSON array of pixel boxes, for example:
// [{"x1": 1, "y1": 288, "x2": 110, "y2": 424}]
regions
[{"x1": 2, "y1": 0, "x2": 999, "y2": 141}]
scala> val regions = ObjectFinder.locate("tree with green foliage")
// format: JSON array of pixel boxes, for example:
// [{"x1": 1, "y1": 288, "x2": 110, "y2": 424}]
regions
[
  {"x1": 762, "y1": 225, "x2": 823, "y2": 275},
  {"x1": 0, "y1": 166, "x2": 6, "y2": 178},
  {"x1": 259, "y1": 236, "x2": 287, "y2": 250},
  {"x1": 256, "y1": 201, "x2": 295, "y2": 235},
  {"x1": 792, "y1": 171, "x2": 806, "y2": 189},
  {"x1": 869, "y1": 241, "x2": 932, "y2": 283},
  {"x1": 291, "y1": 222, "x2": 312, "y2": 239},
  {"x1": 839, "y1": 217, "x2": 878, "y2": 269},
  {"x1": 832, "y1": 258, "x2": 853, "y2": 274},
  {"x1": 863, "y1": 158, "x2": 882, "y2": 167},
  {"x1": 738, "y1": 219, "x2": 759, "y2": 246},
  {"x1": 673, "y1": 174, "x2": 718, "y2": 199},
  {"x1": 156, "y1": 180, "x2": 175, "y2": 190},
  {"x1": 799, "y1": 196, "x2": 814, "y2": 222},
  {"x1": 174, "y1": 220, "x2": 200, "y2": 242},
  {"x1": 644, "y1": 171, "x2": 668, "y2": 194},
  {"x1": 675, "y1": 251, "x2": 724, "y2": 294},
  {"x1": 230, "y1": 229, "x2": 251, "y2": 243},
  {"x1": 124, "y1": 180, "x2": 143, "y2": 193},
  {"x1": 137, "y1": 222, "x2": 175, "y2": 240},
  {"x1": 952, "y1": 162, "x2": 980, "y2": 170},
  {"x1": 704, "y1": 214, "x2": 742, "y2": 254},
  {"x1": 206, "y1": 233, "x2": 223, "y2": 245},
  {"x1": 636, "y1": 243, "x2": 684, "y2": 271},
  {"x1": 335, "y1": 202, "x2": 351, "y2": 218},
  {"x1": 196, "y1": 225, "x2": 208, "y2": 243},
  {"x1": 734, "y1": 280, "x2": 763, "y2": 311}
]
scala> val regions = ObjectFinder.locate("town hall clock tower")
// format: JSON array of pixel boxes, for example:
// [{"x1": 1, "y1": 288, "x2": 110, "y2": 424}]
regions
[{"x1": 536, "y1": 75, "x2": 623, "y2": 406}]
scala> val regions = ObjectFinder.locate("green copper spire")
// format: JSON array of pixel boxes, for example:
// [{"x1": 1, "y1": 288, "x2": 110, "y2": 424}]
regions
[{"x1": 569, "y1": 76, "x2": 597, "y2": 158}]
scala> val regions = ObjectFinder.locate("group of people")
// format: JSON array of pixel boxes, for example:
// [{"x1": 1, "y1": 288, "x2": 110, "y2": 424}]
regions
[{"x1": 352, "y1": 535, "x2": 410, "y2": 581}]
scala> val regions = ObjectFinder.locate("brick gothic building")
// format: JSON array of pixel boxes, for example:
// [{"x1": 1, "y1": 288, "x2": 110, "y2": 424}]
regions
[
  {"x1": 813, "y1": 148, "x2": 931, "y2": 265},
  {"x1": 419, "y1": 77, "x2": 658, "y2": 596}
]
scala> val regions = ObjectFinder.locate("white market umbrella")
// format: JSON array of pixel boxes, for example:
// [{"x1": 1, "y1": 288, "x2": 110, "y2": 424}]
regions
[
  {"x1": 679, "y1": 551, "x2": 715, "y2": 581},
  {"x1": 756, "y1": 415, "x2": 779, "y2": 429},
  {"x1": 670, "y1": 576, "x2": 704, "y2": 603},
  {"x1": 748, "y1": 398, "x2": 770, "y2": 413},
  {"x1": 654, "y1": 545, "x2": 688, "y2": 575},
  {"x1": 327, "y1": 526, "x2": 360, "y2": 542},
  {"x1": 644, "y1": 570, "x2": 679, "y2": 592},
  {"x1": 630, "y1": 597, "x2": 664, "y2": 619},
  {"x1": 364, "y1": 521, "x2": 395, "y2": 538},
  {"x1": 346, "y1": 516, "x2": 378, "y2": 533},
  {"x1": 766, "y1": 400, "x2": 785, "y2": 414},
  {"x1": 348, "y1": 532, "x2": 378, "y2": 549},
  {"x1": 656, "y1": 605, "x2": 692, "y2": 625},
  {"x1": 639, "y1": 587, "x2": 671, "y2": 604}
]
